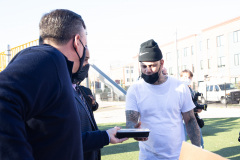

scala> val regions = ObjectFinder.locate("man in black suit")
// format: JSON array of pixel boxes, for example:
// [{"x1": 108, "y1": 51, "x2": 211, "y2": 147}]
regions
[
  {"x1": 72, "y1": 48, "x2": 128, "y2": 160},
  {"x1": 73, "y1": 50, "x2": 99, "y2": 112},
  {"x1": 0, "y1": 9, "x2": 87, "y2": 160}
]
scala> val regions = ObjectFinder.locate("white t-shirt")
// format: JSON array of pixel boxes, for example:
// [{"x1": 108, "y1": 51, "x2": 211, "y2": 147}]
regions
[{"x1": 126, "y1": 76, "x2": 195, "y2": 160}]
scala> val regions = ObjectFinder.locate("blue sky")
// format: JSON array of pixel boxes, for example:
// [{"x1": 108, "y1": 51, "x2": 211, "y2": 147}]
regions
[{"x1": 0, "y1": 0, "x2": 239, "y2": 69}]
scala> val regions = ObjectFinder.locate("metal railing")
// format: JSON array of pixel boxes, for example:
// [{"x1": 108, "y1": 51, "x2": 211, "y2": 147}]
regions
[
  {"x1": 0, "y1": 39, "x2": 127, "y2": 102},
  {"x1": 0, "y1": 39, "x2": 39, "y2": 72},
  {"x1": 0, "y1": 51, "x2": 7, "y2": 72}
]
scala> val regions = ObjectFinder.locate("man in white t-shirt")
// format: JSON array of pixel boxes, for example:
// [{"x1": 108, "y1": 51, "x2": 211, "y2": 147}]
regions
[{"x1": 125, "y1": 39, "x2": 200, "y2": 160}]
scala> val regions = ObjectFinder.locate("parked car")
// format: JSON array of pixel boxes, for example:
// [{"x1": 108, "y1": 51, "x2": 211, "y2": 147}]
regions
[{"x1": 198, "y1": 82, "x2": 240, "y2": 104}]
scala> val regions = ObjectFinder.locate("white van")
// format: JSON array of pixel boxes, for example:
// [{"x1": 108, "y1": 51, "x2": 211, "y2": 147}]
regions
[{"x1": 198, "y1": 82, "x2": 240, "y2": 104}]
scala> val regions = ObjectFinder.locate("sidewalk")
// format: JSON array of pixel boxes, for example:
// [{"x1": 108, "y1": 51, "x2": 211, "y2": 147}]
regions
[
  {"x1": 94, "y1": 101, "x2": 240, "y2": 124},
  {"x1": 94, "y1": 101, "x2": 126, "y2": 124},
  {"x1": 200, "y1": 105, "x2": 240, "y2": 119}
]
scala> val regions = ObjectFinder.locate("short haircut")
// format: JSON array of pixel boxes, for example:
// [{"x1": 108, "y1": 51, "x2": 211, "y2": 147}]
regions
[
  {"x1": 180, "y1": 69, "x2": 193, "y2": 78},
  {"x1": 39, "y1": 9, "x2": 86, "y2": 45}
]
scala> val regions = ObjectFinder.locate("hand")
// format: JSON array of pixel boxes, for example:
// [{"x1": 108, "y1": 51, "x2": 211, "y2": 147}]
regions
[
  {"x1": 196, "y1": 109, "x2": 202, "y2": 113},
  {"x1": 106, "y1": 126, "x2": 128, "y2": 144},
  {"x1": 134, "y1": 122, "x2": 148, "y2": 141},
  {"x1": 88, "y1": 95, "x2": 96, "y2": 105}
]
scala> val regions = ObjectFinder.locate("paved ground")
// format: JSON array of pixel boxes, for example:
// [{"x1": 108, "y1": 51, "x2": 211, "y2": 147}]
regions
[
  {"x1": 94, "y1": 101, "x2": 126, "y2": 124},
  {"x1": 93, "y1": 101, "x2": 240, "y2": 124}
]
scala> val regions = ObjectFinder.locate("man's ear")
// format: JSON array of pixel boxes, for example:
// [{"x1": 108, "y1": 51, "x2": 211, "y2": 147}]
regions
[
  {"x1": 73, "y1": 34, "x2": 81, "y2": 49},
  {"x1": 160, "y1": 59, "x2": 164, "y2": 66},
  {"x1": 159, "y1": 59, "x2": 164, "y2": 70}
]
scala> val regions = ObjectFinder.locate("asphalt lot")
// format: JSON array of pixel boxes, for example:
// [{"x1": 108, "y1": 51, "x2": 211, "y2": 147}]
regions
[{"x1": 93, "y1": 101, "x2": 240, "y2": 124}]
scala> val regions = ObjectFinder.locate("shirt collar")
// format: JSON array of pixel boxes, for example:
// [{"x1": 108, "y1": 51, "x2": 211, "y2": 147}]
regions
[{"x1": 64, "y1": 56, "x2": 74, "y2": 80}]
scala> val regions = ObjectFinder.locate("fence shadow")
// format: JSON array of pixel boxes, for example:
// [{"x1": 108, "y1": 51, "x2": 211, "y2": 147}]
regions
[
  {"x1": 202, "y1": 118, "x2": 239, "y2": 137},
  {"x1": 214, "y1": 146, "x2": 240, "y2": 160}
]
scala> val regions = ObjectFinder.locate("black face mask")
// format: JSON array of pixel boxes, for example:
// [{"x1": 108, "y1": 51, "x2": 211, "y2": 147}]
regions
[
  {"x1": 72, "y1": 39, "x2": 86, "y2": 84},
  {"x1": 73, "y1": 63, "x2": 90, "y2": 84},
  {"x1": 141, "y1": 72, "x2": 159, "y2": 84}
]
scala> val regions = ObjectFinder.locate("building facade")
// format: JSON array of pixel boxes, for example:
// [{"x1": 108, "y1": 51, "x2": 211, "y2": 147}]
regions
[
  {"x1": 109, "y1": 16, "x2": 240, "y2": 90},
  {"x1": 161, "y1": 16, "x2": 240, "y2": 90}
]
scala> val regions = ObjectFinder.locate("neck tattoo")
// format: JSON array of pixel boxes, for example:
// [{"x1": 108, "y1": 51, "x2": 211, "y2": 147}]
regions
[{"x1": 155, "y1": 75, "x2": 168, "y2": 85}]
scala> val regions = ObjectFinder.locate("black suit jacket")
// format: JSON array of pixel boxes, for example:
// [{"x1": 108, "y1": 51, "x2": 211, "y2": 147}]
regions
[
  {"x1": 73, "y1": 87, "x2": 109, "y2": 160},
  {"x1": 0, "y1": 45, "x2": 83, "y2": 160}
]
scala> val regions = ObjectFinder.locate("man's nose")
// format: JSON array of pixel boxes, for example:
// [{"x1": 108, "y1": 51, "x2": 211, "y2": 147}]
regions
[{"x1": 146, "y1": 66, "x2": 152, "y2": 72}]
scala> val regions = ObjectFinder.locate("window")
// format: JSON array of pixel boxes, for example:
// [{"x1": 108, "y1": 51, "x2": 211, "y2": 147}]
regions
[
  {"x1": 131, "y1": 70, "x2": 133, "y2": 73},
  {"x1": 206, "y1": 86, "x2": 209, "y2": 91},
  {"x1": 183, "y1": 47, "x2": 189, "y2": 57},
  {"x1": 219, "y1": 83, "x2": 237, "y2": 90},
  {"x1": 234, "y1": 53, "x2": 240, "y2": 66},
  {"x1": 192, "y1": 64, "x2": 195, "y2": 73},
  {"x1": 208, "y1": 59, "x2": 211, "y2": 69},
  {"x1": 209, "y1": 85, "x2": 213, "y2": 91},
  {"x1": 200, "y1": 60, "x2": 203, "y2": 70},
  {"x1": 127, "y1": 78, "x2": 130, "y2": 82},
  {"x1": 218, "y1": 56, "x2": 226, "y2": 68},
  {"x1": 191, "y1": 46, "x2": 194, "y2": 55},
  {"x1": 217, "y1": 35, "x2": 224, "y2": 47},
  {"x1": 126, "y1": 70, "x2": 129, "y2": 74},
  {"x1": 233, "y1": 30, "x2": 240, "y2": 43},
  {"x1": 207, "y1": 39, "x2": 210, "y2": 49}
]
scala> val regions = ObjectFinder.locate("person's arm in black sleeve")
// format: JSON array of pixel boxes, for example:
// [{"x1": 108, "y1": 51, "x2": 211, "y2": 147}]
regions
[
  {"x1": 82, "y1": 127, "x2": 128, "y2": 152},
  {"x1": 82, "y1": 130, "x2": 109, "y2": 152},
  {"x1": 0, "y1": 48, "x2": 61, "y2": 159}
]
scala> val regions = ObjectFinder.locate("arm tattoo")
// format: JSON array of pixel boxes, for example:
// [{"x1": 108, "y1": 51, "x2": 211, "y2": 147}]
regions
[
  {"x1": 125, "y1": 110, "x2": 140, "y2": 128},
  {"x1": 182, "y1": 110, "x2": 201, "y2": 147}
]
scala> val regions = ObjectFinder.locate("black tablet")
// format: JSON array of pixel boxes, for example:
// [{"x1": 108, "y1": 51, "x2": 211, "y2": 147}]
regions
[{"x1": 116, "y1": 128, "x2": 150, "y2": 138}]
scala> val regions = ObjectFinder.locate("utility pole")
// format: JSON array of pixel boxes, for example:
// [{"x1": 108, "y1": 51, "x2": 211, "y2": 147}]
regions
[
  {"x1": 129, "y1": 65, "x2": 132, "y2": 85},
  {"x1": 7, "y1": 45, "x2": 11, "y2": 64},
  {"x1": 175, "y1": 29, "x2": 179, "y2": 79}
]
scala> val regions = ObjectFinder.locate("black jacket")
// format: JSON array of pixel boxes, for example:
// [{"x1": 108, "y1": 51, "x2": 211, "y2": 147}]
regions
[
  {"x1": 0, "y1": 45, "x2": 83, "y2": 160},
  {"x1": 74, "y1": 86, "x2": 109, "y2": 160}
]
